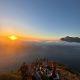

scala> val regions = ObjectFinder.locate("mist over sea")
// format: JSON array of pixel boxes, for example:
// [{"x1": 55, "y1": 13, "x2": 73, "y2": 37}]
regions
[{"x1": 0, "y1": 41, "x2": 80, "y2": 72}]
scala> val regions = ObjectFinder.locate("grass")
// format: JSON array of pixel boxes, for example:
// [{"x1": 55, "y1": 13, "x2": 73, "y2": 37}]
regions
[{"x1": 0, "y1": 73, "x2": 21, "y2": 80}]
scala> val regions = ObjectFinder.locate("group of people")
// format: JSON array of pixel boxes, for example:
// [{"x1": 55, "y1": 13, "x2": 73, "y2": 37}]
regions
[{"x1": 18, "y1": 59, "x2": 60, "y2": 80}]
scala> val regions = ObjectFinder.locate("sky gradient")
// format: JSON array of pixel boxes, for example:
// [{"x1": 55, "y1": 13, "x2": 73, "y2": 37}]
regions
[{"x1": 0, "y1": 0, "x2": 80, "y2": 40}]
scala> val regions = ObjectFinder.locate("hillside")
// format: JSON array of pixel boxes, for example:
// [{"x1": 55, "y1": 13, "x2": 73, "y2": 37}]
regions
[{"x1": 0, "y1": 59, "x2": 80, "y2": 80}]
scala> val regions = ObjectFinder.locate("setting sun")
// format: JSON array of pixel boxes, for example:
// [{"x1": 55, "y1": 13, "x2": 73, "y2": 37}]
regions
[{"x1": 8, "y1": 35, "x2": 18, "y2": 41}]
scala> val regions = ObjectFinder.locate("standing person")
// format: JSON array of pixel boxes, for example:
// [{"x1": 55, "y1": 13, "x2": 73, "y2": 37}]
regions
[
  {"x1": 19, "y1": 62, "x2": 28, "y2": 80},
  {"x1": 52, "y1": 64, "x2": 57, "y2": 79}
]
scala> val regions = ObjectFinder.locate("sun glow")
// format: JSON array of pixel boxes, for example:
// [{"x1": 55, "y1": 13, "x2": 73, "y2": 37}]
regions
[{"x1": 8, "y1": 35, "x2": 18, "y2": 41}]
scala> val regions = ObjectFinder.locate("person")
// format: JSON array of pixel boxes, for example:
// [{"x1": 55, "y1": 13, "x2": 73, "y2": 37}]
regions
[
  {"x1": 19, "y1": 62, "x2": 28, "y2": 80},
  {"x1": 51, "y1": 64, "x2": 57, "y2": 79}
]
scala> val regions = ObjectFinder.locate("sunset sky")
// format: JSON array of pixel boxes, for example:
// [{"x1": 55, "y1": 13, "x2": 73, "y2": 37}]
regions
[{"x1": 0, "y1": 0, "x2": 80, "y2": 40}]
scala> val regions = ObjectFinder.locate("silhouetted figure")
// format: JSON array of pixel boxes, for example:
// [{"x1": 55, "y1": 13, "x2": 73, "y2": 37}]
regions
[
  {"x1": 52, "y1": 64, "x2": 57, "y2": 79},
  {"x1": 19, "y1": 62, "x2": 28, "y2": 80}
]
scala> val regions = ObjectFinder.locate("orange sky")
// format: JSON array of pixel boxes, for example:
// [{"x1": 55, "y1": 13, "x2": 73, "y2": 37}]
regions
[
  {"x1": 0, "y1": 28, "x2": 59, "y2": 42},
  {"x1": 0, "y1": 34, "x2": 59, "y2": 43}
]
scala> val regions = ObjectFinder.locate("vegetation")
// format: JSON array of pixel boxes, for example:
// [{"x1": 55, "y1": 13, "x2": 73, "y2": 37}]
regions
[
  {"x1": 0, "y1": 60, "x2": 80, "y2": 80},
  {"x1": 0, "y1": 73, "x2": 21, "y2": 80}
]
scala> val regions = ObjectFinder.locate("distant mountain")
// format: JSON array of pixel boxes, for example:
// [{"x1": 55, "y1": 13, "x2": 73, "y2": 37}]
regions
[{"x1": 61, "y1": 36, "x2": 80, "y2": 43}]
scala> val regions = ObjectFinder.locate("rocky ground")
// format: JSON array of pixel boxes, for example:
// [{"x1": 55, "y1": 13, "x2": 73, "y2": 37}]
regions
[{"x1": 0, "y1": 59, "x2": 80, "y2": 80}]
